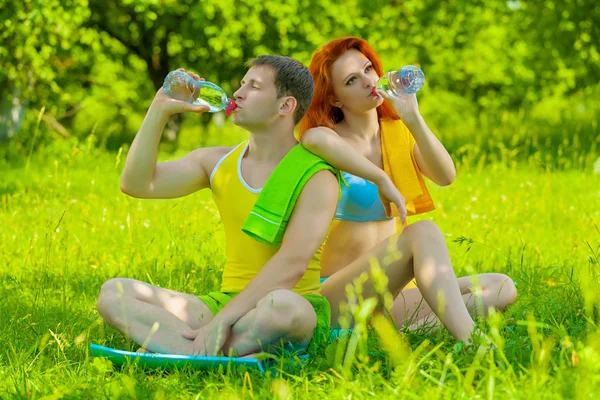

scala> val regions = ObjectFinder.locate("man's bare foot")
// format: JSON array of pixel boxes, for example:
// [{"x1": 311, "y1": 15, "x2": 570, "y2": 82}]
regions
[{"x1": 136, "y1": 347, "x2": 151, "y2": 353}]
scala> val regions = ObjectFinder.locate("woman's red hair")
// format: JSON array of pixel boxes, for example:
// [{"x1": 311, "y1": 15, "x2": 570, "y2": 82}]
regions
[{"x1": 299, "y1": 36, "x2": 399, "y2": 136}]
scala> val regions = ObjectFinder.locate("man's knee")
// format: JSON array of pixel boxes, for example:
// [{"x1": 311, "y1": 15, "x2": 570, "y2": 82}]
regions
[
  {"x1": 254, "y1": 290, "x2": 317, "y2": 342},
  {"x1": 96, "y1": 278, "x2": 132, "y2": 323}
]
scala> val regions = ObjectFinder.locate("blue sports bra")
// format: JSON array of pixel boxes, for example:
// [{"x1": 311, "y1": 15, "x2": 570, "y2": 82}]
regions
[{"x1": 335, "y1": 172, "x2": 394, "y2": 222}]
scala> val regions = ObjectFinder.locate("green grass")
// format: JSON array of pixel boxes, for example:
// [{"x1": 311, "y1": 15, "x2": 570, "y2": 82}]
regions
[{"x1": 1, "y1": 136, "x2": 600, "y2": 399}]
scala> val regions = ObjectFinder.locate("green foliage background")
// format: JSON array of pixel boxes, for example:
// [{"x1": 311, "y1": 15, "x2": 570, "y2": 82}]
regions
[{"x1": 1, "y1": 0, "x2": 599, "y2": 165}]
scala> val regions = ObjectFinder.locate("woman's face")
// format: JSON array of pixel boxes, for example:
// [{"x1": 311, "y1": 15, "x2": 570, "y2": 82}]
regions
[{"x1": 330, "y1": 49, "x2": 384, "y2": 115}]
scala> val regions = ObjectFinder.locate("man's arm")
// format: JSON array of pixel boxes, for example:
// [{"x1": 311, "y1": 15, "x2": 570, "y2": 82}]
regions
[
  {"x1": 120, "y1": 70, "x2": 230, "y2": 199},
  {"x1": 121, "y1": 143, "x2": 231, "y2": 199},
  {"x1": 213, "y1": 169, "x2": 339, "y2": 327}
]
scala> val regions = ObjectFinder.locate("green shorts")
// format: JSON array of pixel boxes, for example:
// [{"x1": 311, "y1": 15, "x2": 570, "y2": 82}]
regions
[{"x1": 199, "y1": 291, "x2": 331, "y2": 352}]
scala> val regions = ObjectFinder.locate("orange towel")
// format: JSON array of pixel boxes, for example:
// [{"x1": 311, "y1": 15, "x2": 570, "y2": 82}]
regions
[{"x1": 380, "y1": 118, "x2": 435, "y2": 218}]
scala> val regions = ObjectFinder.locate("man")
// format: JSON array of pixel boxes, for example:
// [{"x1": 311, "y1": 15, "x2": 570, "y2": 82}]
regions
[{"x1": 96, "y1": 56, "x2": 339, "y2": 357}]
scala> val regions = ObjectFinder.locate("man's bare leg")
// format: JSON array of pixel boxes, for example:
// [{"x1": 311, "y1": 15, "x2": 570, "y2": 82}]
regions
[
  {"x1": 322, "y1": 220, "x2": 477, "y2": 342},
  {"x1": 96, "y1": 278, "x2": 213, "y2": 354},
  {"x1": 392, "y1": 273, "x2": 517, "y2": 331},
  {"x1": 98, "y1": 281, "x2": 318, "y2": 357},
  {"x1": 220, "y1": 289, "x2": 317, "y2": 357}
]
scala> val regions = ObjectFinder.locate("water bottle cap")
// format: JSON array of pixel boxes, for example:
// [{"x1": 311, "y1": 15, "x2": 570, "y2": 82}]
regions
[{"x1": 225, "y1": 99, "x2": 237, "y2": 116}]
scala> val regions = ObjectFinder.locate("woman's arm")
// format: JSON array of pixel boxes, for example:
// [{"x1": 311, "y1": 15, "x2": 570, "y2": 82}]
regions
[
  {"x1": 406, "y1": 115, "x2": 456, "y2": 187},
  {"x1": 301, "y1": 127, "x2": 406, "y2": 223},
  {"x1": 301, "y1": 127, "x2": 387, "y2": 184},
  {"x1": 377, "y1": 91, "x2": 456, "y2": 186}
]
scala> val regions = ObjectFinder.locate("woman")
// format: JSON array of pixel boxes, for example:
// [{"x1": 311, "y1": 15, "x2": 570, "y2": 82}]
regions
[{"x1": 298, "y1": 37, "x2": 516, "y2": 335}]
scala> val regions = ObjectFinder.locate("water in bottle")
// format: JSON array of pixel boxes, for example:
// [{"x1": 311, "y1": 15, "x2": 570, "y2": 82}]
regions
[
  {"x1": 373, "y1": 65, "x2": 425, "y2": 97},
  {"x1": 163, "y1": 70, "x2": 237, "y2": 116}
]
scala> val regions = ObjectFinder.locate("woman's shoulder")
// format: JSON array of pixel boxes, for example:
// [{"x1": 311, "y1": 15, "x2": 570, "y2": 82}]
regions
[
  {"x1": 300, "y1": 126, "x2": 339, "y2": 143},
  {"x1": 379, "y1": 117, "x2": 414, "y2": 149},
  {"x1": 379, "y1": 116, "x2": 402, "y2": 125},
  {"x1": 379, "y1": 117, "x2": 410, "y2": 134},
  {"x1": 304, "y1": 125, "x2": 338, "y2": 135}
]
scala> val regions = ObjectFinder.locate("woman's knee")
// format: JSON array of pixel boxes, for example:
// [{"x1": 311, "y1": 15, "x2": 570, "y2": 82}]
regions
[
  {"x1": 404, "y1": 220, "x2": 443, "y2": 239},
  {"x1": 378, "y1": 221, "x2": 443, "y2": 263},
  {"x1": 484, "y1": 273, "x2": 517, "y2": 309},
  {"x1": 254, "y1": 290, "x2": 316, "y2": 342},
  {"x1": 402, "y1": 221, "x2": 446, "y2": 251}
]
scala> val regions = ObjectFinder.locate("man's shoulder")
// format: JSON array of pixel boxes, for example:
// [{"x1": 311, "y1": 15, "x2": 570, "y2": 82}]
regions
[
  {"x1": 190, "y1": 145, "x2": 234, "y2": 159},
  {"x1": 299, "y1": 169, "x2": 339, "y2": 203},
  {"x1": 307, "y1": 169, "x2": 338, "y2": 184},
  {"x1": 189, "y1": 145, "x2": 236, "y2": 171}
]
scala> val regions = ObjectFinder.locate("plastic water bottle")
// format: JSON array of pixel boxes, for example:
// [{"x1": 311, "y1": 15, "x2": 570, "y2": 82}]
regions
[
  {"x1": 163, "y1": 70, "x2": 237, "y2": 116},
  {"x1": 373, "y1": 65, "x2": 425, "y2": 97}
]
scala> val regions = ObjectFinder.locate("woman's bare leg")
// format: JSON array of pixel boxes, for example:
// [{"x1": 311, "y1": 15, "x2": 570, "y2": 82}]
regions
[
  {"x1": 391, "y1": 273, "x2": 517, "y2": 330},
  {"x1": 321, "y1": 220, "x2": 477, "y2": 341}
]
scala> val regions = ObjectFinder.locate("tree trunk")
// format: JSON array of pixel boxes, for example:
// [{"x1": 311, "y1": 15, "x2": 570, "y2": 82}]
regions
[{"x1": 0, "y1": 90, "x2": 27, "y2": 142}]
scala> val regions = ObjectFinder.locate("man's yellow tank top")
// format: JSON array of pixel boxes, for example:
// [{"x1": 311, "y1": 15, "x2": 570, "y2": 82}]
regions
[{"x1": 210, "y1": 141, "x2": 322, "y2": 294}]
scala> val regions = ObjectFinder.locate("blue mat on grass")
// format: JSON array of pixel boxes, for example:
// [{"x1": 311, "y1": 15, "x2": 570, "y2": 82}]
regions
[{"x1": 90, "y1": 343, "x2": 316, "y2": 374}]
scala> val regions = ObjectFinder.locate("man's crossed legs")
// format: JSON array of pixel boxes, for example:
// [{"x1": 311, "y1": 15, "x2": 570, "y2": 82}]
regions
[{"x1": 96, "y1": 279, "x2": 323, "y2": 356}]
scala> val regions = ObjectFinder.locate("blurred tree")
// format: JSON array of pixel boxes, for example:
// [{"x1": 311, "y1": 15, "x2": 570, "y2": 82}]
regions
[
  {"x1": 513, "y1": 0, "x2": 600, "y2": 95},
  {"x1": 85, "y1": 0, "x2": 370, "y2": 140},
  {"x1": 1, "y1": 0, "x2": 597, "y2": 152},
  {"x1": 0, "y1": 0, "x2": 94, "y2": 141}
]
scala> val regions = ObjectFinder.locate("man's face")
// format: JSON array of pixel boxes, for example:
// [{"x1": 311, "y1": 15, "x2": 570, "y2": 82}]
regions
[{"x1": 231, "y1": 66, "x2": 282, "y2": 129}]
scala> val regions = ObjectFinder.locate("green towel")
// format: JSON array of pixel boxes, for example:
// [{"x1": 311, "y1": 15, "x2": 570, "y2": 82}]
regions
[{"x1": 242, "y1": 144, "x2": 343, "y2": 247}]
